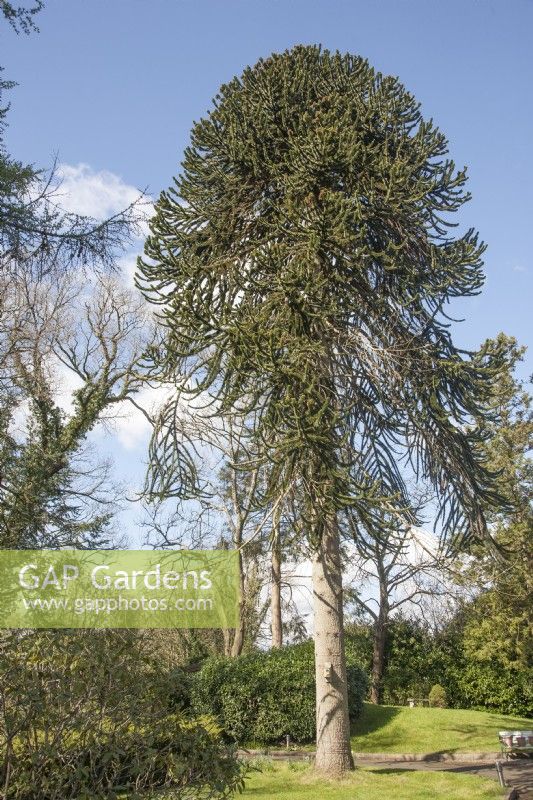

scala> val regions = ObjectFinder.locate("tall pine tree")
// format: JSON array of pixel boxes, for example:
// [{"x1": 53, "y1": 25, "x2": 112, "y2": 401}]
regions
[{"x1": 139, "y1": 46, "x2": 505, "y2": 773}]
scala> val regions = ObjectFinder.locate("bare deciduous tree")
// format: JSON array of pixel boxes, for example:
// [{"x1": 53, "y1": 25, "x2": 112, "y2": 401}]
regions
[
  {"x1": 0, "y1": 270, "x2": 151, "y2": 548},
  {"x1": 345, "y1": 511, "x2": 458, "y2": 703}
]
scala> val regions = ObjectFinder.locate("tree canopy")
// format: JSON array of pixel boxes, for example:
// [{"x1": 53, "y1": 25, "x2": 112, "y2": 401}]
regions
[{"x1": 140, "y1": 45, "x2": 505, "y2": 549}]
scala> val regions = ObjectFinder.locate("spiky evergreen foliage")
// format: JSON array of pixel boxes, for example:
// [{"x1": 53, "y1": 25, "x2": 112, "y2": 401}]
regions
[
  {"x1": 139, "y1": 45, "x2": 505, "y2": 548},
  {"x1": 1, "y1": 1, "x2": 43, "y2": 34},
  {"x1": 460, "y1": 334, "x2": 532, "y2": 671}
]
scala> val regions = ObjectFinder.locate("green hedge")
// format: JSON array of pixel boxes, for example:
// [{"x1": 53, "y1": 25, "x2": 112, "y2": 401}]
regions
[
  {"x1": 454, "y1": 662, "x2": 533, "y2": 717},
  {"x1": 375, "y1": 617, "x2": 533, "y2": 717},
  {"x1": 191, "y1": 641, "x2": 367, "y2": 744}
]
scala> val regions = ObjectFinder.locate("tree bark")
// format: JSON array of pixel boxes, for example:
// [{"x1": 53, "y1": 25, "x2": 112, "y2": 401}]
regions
[
  {"x1": 271, "y1": 508, "x2": 283, "y2": 648},
  {"x1": 230, "y1": 547, "x2": 245, "y2": 657},
  {"x1": 370, "y1": 612, "x2": 387, "y2": 704},
  {"x1": 312, "y1": 516, "x2": 354, "y2": 774},
  {"x1": 222, "y1": 627, "x2": 232, "y2": 657},
  {"x1": 370, "y1": 577, "x2": 389, "y2": 704}
]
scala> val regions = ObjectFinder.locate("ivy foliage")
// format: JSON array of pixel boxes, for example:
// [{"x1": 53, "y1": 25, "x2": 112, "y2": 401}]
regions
[{"x1": 1, "y1": 15, "x2": 146, "y2": 549}]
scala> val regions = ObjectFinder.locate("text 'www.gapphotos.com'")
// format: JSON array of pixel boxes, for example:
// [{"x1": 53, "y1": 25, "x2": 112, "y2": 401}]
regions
[{"x1": 21, "y1": 595, "x2": 214, "y2": 615}]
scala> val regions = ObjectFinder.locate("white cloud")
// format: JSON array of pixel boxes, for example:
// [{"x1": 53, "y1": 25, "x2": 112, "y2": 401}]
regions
[
  {"x1": 513, "y1": 264, "x2": 527, "y2": 273},
  {"x1": 45, "y1": 163, "x2": 161, "y2": 450},
  {"x1": 117, "y1": 252, "x2": 142, "y2": 289},
  {"x1": 52, "y1": 163, "x2": 155, "y2": 289},
  {"x1": 90, "y1": 384, "x2": 172, "y2": 452},
  {"x1": 55, "y1": 163, "x2": 143, "y2": 220},
  {"x1": 8, "y1": 397, "x2": 31, "y2": 441}
]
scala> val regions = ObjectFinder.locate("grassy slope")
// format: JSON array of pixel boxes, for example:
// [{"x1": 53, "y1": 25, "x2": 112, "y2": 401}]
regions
[
  {"x1": 242, "y1": 762, "x2": 503, "y2": 799},
  {"x1": 350, "y1": 703, "x2": 533, "y2": 753}
]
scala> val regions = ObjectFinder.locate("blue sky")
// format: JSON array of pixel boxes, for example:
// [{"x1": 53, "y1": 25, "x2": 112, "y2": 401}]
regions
[
  {"x1": 3, "y1": 0, "x2": 532, "y2": 361},
  {"x1": 2, "y1": 0, "x2": 532, "y2": 544}
]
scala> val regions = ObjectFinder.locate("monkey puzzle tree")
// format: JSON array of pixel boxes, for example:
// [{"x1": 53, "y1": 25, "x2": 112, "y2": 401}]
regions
[{"x1": 139, "y1": 46, "x2": 505, "y2": 773}]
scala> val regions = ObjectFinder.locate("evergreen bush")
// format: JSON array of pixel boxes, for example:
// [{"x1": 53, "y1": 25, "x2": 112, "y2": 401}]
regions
[
  {"x1": 191, "y1": 641, "x2": 367, "y2": 744},
  {"x1": 0, "y1": 630, "x2": 245, "y2": 800},
  {"x1": 428, "y1": 683, "x2": 448, "y2": 708}
]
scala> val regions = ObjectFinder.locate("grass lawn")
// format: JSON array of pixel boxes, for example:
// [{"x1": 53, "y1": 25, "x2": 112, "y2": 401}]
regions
[
  {"x1": 350, "y1": 703, "x2": 533, "y2": 754},
  {"x1": 241, "y1": 762, "x2": 504, "y2": 799}
]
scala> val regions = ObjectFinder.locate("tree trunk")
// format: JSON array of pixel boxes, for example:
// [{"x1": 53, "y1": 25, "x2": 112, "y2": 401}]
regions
[
  {"x1": 370, "y1": 582, "x2": 388, "y2": 704},
  {"x1": 370, "y1": 611, "x2": 387, "y2": 704},
  {"x1": 312, "y1": 516, "x2": 354, "y2": 774},
  {"x1": 222, "y1": 628, "x2": 232, "y2": 657},
  {"x1": 230, "y1": 547, "x2": 246, "y2": 657},
  {"x1": 230, "y1": 622, "x2": 244, "y2": 657},
  {"x1": 271, "y1": 508, "x2": 283, "y2": 648}
]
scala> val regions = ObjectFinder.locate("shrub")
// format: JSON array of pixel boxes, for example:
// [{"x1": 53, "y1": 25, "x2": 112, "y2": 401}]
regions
[
  {"x1": 0, "y1": 630, "x2": 245, "y2": 800},
  {"x1": 344, "y1": 614, "x2": 533, "y2": 716},
  {"x1": 454, "y1": 662, "x2": 533, "y2": 717},
  {"x1": 191, "y1": 641, "x2": 367, "y2": 744},
  {"x1": 7, "y1": 712, "x2": 244, "y2": 800},
  {"x1": 428, "y1": 683, "x2": 448, "y2": 708}
]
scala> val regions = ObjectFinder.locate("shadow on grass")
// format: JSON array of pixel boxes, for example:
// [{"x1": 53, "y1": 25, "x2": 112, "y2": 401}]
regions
[
  {"x1": 366, "y1": 765, "x2": 492, "y2": 775},
  {"x1": 350, "y1": 703, "x2": 403, "y2": 748}
]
